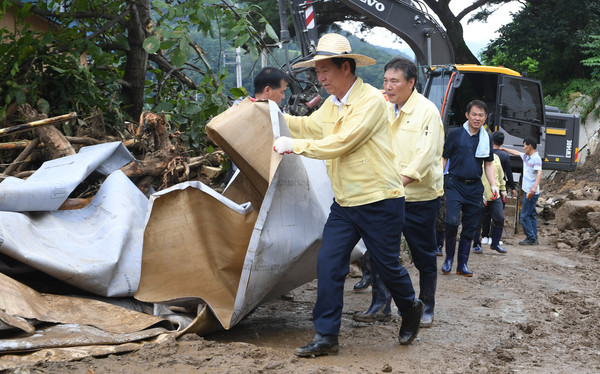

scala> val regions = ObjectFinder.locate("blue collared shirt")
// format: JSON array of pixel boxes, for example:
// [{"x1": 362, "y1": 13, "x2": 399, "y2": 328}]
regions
[{"x1": 443, "y1": 127, "x2": 494, "y2": 180}]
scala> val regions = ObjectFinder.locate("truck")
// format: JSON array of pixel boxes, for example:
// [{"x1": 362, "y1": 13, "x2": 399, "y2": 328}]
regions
[{"x1": 278, "y1": 0, "x2": 580, "y2": 172}]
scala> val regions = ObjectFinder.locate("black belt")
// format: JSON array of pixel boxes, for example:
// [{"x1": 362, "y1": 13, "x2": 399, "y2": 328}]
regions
[{"x1": 452, "y1": 176, "x2": 479, "y2": 185}]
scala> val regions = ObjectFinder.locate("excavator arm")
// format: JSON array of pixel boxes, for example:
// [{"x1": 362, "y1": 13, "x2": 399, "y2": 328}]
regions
[
  {"x1": 278, "y1": 0, "x2": 455, "y2": 114},
  {"x1": 339, "y1": 0, "x2": 454, "y2": 66}
]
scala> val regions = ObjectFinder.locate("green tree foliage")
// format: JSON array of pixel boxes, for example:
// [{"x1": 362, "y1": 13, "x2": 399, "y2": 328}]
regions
[
  {"x1": 481, "y1": 0, "x2": 600, "y2": 96},
  {"x1": 0, "y1": 3, "x2": 122, "y2": 124},
  {"x1": 0, "y1": 0, "x2": 274, "y2": 151},
  {"x1": 581, "y1": 35, "x2": 600, "y2": 80}
]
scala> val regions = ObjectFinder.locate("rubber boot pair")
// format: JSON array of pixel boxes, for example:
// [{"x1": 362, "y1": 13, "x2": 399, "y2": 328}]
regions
[
  {"x1": 419, "y1": 271, "x2": 437, "y2": 328},
  {"x1": 472, "y1": 229, "x2": 483, "y2": 254},
  {"x1": 435, "y1": 230, "x2": 444, "y2": 256},
  {"x1": 441, "y1": 235, "x2": 456, "y2": 274},
  {"x1": 490, "y1": 226, "x2": 507, "y2": 253},
  {"x1": 353, "y1": 252, "x2": 372, "y2": 292},
  {"x1": 456, "y1": 237, "x2": 473, "y2": 277},
  {"x1": 352, "y1": 264, "x2": 392, "y2": 322}
]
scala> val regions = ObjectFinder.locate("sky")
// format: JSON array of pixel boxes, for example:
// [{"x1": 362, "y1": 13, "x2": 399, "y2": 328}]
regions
[{"x1": 339, "y1": 0, "x2": 523, "y2": 59}]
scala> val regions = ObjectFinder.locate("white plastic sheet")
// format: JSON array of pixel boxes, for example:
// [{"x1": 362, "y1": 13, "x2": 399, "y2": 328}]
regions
[
  {"x1": 0, "y1": 142, "x2": 134, "y2": 212},
  {"x1": 0, "y1": 143, "x2": 147, "y2": 297}
]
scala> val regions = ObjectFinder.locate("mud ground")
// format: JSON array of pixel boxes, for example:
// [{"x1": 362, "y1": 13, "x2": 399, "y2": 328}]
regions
[
  {"x1": 9, "y1": 152, "x2": 600, "y2": 374},
  {"x1": 21, "y1": 220, "x2": 600, "y2": 374}
]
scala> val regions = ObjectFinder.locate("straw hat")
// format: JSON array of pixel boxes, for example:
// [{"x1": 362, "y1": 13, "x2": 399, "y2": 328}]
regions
[{"x1": 292, "y1": 33, "x2": 376, "y2": 68}]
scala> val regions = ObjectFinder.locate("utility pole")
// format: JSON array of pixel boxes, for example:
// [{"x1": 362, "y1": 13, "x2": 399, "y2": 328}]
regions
[
  {"x1": 235, "y1": 47, "x2": 242, "y2": 88},
  {"x1": 223, "y1": 47, "x2": 243, "y2": 88}
]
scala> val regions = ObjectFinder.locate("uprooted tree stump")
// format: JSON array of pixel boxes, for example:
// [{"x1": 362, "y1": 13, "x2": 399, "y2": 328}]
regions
[{"x1": 1, "y1": 106, "x2": 226, "y2": 206}]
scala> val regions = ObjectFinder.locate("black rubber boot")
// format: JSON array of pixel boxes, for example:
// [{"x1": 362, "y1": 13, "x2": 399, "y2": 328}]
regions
[
  {"x1": 472, "y1": 229, "x2": 483, "y2": 254},
  {"x1": 352, "y1": 266, "x2": 392, "y2": 322},
  {"x1": 435, "y1": 230, "x2": 444, "y2": 256},
  {"x1": 398, "y1": 299, "x2": 424, "y2": 345},
  {"x1": 295, "y1": 333, "x2": 339, "y2": 357},
  {"x1": 490, "y1": 226, "x2": 507, "y2": 253},
  {"x1": 441, "y1": 235, "x2": 456, "y2": 274},
  {"x1": 353, "y1": 252, "x2": 372, "y2": 292},
  {"x1": 419, "y1": 271, "x2": 437, "y2": 328},
  {"x1": 456, "y1": 237, "x2": 473, "y2": 277}
]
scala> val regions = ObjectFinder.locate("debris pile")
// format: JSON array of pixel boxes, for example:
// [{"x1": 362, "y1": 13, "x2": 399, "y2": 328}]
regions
[
  {"x1": 0, "y1": 105, "x2": 227, "y2": 196},
  {"x1": 0, "y1": 100, "x2": 338, "y2": 369}
]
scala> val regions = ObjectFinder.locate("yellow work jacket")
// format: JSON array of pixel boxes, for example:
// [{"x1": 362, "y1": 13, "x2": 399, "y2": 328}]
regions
[
  {"x1": 284, "y1": 77, "x2": 404, "y2": 207},
  {"x1": 482, "y1": 154, "x2": 506, "y2": 201},
  {"x1": 389, "y1": 90, "x2": 444, "y2": 202}
]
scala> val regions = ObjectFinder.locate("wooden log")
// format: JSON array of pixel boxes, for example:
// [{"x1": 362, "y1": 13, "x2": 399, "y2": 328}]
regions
[
  {"x1": 0, "y1": 112, "x2": 77, "y2": 137},
  {"x1": 3, "y1": 170, "x2": 35, "y2": 179},
  {"x1": 3, "y1": 138, "x2": 41, "y2": 176},
  {"x1": 16, "y1": 106, "x2": 76, "y2": 160},
  {"x1": 120, "y1": 158, "x2": 169, "y2": 179},
  {"x1": 58, "y1": 197, "x2": 94, "y2": 210},
  {"x1": 0, "y1": 171, "x2": 34, "y2": 181},
  {"x1": 0, "y1": 138, "x2": 136, "y2": 150},
  {"x1": 0, "y1": 140, "x2": 40, "y2": 150},
  {"x1": 65, "y1": 136, "x2": 102, "y2": 145},
  {"x1": 36, "y1": 124, "x2": 75, "y2": 159}
]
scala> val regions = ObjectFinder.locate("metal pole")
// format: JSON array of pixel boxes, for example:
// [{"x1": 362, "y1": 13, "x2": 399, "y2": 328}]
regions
[
  {"x1": 235, "y1": 47, "x2": 242, "y2": 88},
  {"x1": 261, "y1": 49, "x2": 267, "y2": 68}
]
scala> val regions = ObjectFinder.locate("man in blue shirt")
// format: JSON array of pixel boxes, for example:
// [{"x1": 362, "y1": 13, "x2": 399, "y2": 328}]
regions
[
  {"x1": 501, "y1": 138, "x2": 542, "y2": 245},
  {"x1": 442, "y1": 100, "x2": 499, "y2": 277}
]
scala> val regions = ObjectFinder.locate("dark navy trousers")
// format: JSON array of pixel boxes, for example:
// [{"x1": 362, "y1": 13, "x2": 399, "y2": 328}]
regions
[
  {"x1": 444, "y1": 176, "x2": 484, "y2": 240},
  {"x1": 313, "y1": 198, "x2": 416, "y2": 336},
  {"x1": 404, "y1": 198, "x2": 441, "y2": 274}
]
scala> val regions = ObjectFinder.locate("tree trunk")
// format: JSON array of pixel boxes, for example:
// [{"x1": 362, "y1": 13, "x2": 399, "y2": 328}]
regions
[
  {"x1": 122, "y1": 0, "x2": 151, "y2": 121},
  {"x1": 423, "y1": 0, "x2": 480, "y2": 64}
]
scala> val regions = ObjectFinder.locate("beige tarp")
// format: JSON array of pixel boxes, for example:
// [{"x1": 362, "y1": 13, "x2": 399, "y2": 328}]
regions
[
  {"x1": 0, "y1": 272, "x2": 170, "y2": 360},
  {"x1": 134, "y1": 99, "x2": 334, "y2": 334}
]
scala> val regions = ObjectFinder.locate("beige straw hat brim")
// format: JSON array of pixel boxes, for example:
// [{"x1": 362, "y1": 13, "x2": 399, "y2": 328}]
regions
[{"x1": 292, "y1": 33, "x2": 377, "y2": 69}]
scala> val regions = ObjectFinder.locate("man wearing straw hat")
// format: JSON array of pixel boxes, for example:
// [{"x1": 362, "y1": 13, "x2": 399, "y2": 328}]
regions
[{"x1": 273, "y1": 33, "x2": 424, "y2": 357}]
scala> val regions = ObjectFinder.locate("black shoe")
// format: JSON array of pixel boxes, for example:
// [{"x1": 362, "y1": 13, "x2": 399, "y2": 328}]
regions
[
  {"x1": 519, "y1": 238, "x2": 538, "y2": 246},
  {"x1": 398, "y1": 299, "x2": 424, "y2": 345},
  {"x1": 295, "y1": 333, "x2": 339, "y2": 357}
]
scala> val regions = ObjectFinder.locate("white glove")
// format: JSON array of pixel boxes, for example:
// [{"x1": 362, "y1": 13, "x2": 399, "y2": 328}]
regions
[
  {"x1": 490, "y1": 185, "x2": 500, "y2": 200},
  {"x1": 500, "y1": 191, "x2": 508, "y2": 203},
  {"x1": 273, "y1": 136, "x2": 294, "y2": 154}
]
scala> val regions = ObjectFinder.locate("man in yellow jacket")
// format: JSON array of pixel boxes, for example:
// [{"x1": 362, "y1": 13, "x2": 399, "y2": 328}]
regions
[
  {"x1": 352, "y1": 57, "x2": 444, "y2": 328},
  {"x1": 472, "y1": 152, "x2": 508, "y2": 254},
  {"x1": 273, "y1": 34, "x2": 423, "y2": 357}
]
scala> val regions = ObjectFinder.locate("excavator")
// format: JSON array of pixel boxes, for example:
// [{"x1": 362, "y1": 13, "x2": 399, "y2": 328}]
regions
[{"x1": 277, "y1": 0, "x2": 580, "y2": 173}]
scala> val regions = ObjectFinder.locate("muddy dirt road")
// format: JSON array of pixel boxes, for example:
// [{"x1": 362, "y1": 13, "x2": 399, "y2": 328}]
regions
[{"x1": 25, "y1": 222, "x2": 600, "y2": 374}]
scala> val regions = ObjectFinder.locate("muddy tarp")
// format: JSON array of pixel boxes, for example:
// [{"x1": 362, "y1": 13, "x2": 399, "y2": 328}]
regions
[
  {"x1": 134, "y1": 99, "x2": 336, "y2": 334},
  {"x1": 0, "y1": 169, "x2": 148, "y2": 297},
  {"x1": 0, "y1": 271, "x2": 170, "y2": 360},
  {"x1": 0, "y1": 142, "x2": 134, "y2": 212}
]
